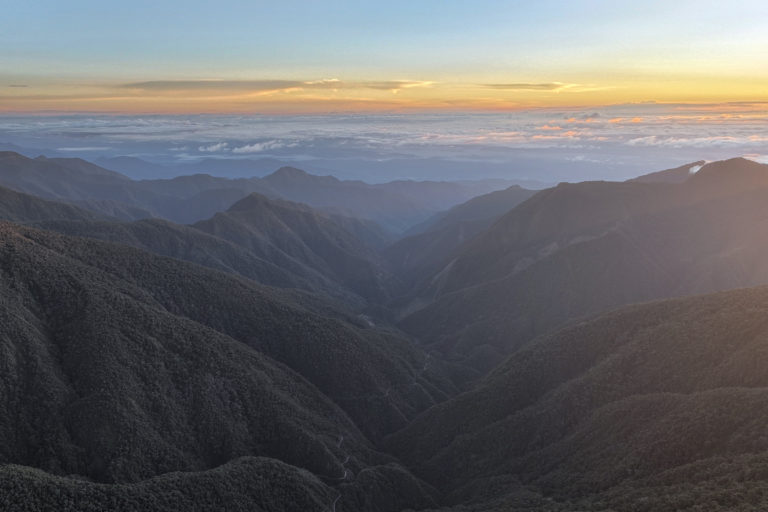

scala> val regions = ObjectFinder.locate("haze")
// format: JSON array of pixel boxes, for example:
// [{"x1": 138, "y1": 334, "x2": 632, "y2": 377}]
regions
[{"x1": 5, "y1": 3, "x2": 768, "y2": 512}]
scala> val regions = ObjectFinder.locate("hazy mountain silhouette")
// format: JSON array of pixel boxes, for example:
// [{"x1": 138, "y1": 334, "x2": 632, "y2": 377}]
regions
[
  {"x1": 0, "y1": 180, "x2": 386, "y2": 305},
  {"x1": 385, "y1": 185, "x2": 536, "y2": 287},
  {"x1": 259, "y1": 167, "x2": 495, "y2": 232},
  {"x1": 629, "y1": 160, "x2": 705, "y2": 184},
  {"x1": 0, "y1": 152, "x2": 512, "y2": 232},
  {"x1": 0, "y1": 183, "x2": 104, "y2": 223},
  {"x1": 400, "y1": 158, "x2": 768, "y2": 371},
  {"x1": 388, "y1": 285, "x2": 768, "y2": 510},
  {"x1": 193, "y1": 192, "x2": 395, "y2": 305}
]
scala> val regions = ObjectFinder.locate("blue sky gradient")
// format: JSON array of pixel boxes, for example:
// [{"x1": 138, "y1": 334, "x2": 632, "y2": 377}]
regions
[{"x1": 2, "y1": 1, "x2": 767, "y2": 112}]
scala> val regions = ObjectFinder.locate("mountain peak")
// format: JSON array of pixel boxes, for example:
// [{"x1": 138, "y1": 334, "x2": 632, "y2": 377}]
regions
[
  {"x1": 689, "y1": 157, "x2": 768, "y2": 189},
  {"x1": 629, "y1": 160, "x2": 706, "y2": 184},
  {"x1": 0, "y1": 151, "x2": 29, "y2": 162},
  {"x1": 226, "y1": 191, "x2": 277, "y2": 212},
  {"x1": 264, "y1": 166, "x2": 340, "y2": 185},
  {"x1": 270, "y1": 166, "x2": 312, "y2": 179}
]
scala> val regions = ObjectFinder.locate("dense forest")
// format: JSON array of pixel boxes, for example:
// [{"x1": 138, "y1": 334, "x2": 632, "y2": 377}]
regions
[{"x1": 3, "y1": 155, "x2": 768, "y2": 510}]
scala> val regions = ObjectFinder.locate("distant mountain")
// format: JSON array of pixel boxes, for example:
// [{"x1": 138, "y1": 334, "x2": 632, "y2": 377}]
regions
[
  {"x1": 95, "y1": 156, "x2": 174, "y2": 179},
  {"x1": 400, "y1": 158, "x2": 768, "y2": 371},
  {"x1": 96, "y1": 156, "x2": 293, "y2": 180},
  {"x1": 385, "y1": 185, "x2": 536, "y2": 285},
  {"x1": 387, "y1": 285, "x2": 768, "y2": 511},
  {"x1": 40, "y1": 156, "x2": 132, "y2": 180},
  {"x1": 0, "y1": 175, "x2": 390, "y2": 309},
  {"x1": 0, "y1": 152, "x2": 512, "y2": 232},
  {"x1": 257, "y1": 167, "x2": 437, "y2": 232},
  {"x1": 0, "y1": 183, "x2": 103, "y2": 223},
  {"x1": 404, "y1": 184, "x2": 537, "y2": 237},
  {"x1": 193, "y1": 193, "x2": 395, "y2": 305},
  {"x1": 0, "y1": 221, "x2": 442, "y2": 511},
  {"x1": 629, "y1": 160, "x2": 705, "y2": 183},
  {"x1": 0, "y1": 152, "x2": 131, "y2": 200}
]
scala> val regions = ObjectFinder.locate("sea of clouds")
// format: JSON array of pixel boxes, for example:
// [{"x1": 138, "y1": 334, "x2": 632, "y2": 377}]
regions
[{"x1": 1, "y1": 103, "x2": 766, "y2": 183}]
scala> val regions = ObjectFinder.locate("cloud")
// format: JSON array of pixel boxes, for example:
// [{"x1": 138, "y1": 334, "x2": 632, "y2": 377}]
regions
[
  {"x1": 120, "y1": 79, "x2": 433, "y2": 94},
  {"x1": 57, "y1": 146, "x2": 111, "y2": 151},
  {"x1": 743, "y1": 154, "x2": 768, "y2": 164},
  {"x1": 198, "y1": 142, "x2": 229, "y2": 152},
  {"x1": 625, "y1": 135, "x2": 768, "y2": 148},
  {"x1": 359, "y1": 81, "x2": 434, "y2": 91},
  {"x1": 481, "y1": 82, "x2": 572, "y2": 91},
  {"x1": 608, "y1": 117, "x2": 643, "y2": 124},
  {"x1": 232, "y1": 140, "x2": 296, "y2": 153},
  {"x1": 8, "y1": 84, "x2": 28, "y2": 88},
  {"x1": 480, "y1": 83, "x2": 613, "y2": 94},
  {"x1": 122, "y1": 80, "x2": 303, "y2": 91}
]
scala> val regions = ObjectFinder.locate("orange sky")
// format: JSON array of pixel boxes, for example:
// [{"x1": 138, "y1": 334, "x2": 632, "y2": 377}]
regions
[{"x1": 2, "y1": 2, "x2": 767, "y2": 114}]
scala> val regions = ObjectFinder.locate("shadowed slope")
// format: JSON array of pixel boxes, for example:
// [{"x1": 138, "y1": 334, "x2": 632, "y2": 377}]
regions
[
  {"x1": 385, "y1": 185, "x2": 536, "y2": 288},
  {"x1": 388, "y1": 286, "x2": 768, "y2": 511},
  {"x1": 195, "y1": 192, "x2": 395, "y2": 305},
  {"x1": 400, "y1": 158, "x2": 768, "y2": 370},
  {"x1": 0, "y1": 221, "x2": 440, "y2": 511}
]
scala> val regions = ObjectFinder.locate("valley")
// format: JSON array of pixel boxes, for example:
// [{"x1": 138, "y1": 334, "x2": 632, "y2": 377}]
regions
[{"x1": 2, "y1": 153, "x2": 768, "y2": 511}]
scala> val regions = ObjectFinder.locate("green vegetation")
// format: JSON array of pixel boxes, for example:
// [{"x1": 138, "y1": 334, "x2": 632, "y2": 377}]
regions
[
  {"x1": 5, "y1": 155, "x2": 768, "y2": 510},
  {"x1": 388, "y1": 286, "x2": 768, "y2": 510}
]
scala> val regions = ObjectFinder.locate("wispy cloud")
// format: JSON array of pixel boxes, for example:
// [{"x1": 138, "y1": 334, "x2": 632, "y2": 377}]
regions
[
  {"x1": 122, "y1": 80, "x2": 303, "y2": 91},
  {"x1": 481, "y1": 82, "x2": 574, "y2": 91},
  {"x1": 121, "y1": 79, "x2": 434, "y2": 94},
  {"x1": 232, "y1": 140, "x2": 296, "y2": 153},
  {"x1": 198, "y1": 142, "x2": 229, "y2": 152},
  {"x1": 57, "y1": 146, "x2": 111, "y2": 151},
  {"x1": 480, "y1": 82, "x2": 612, "y2": 93}
]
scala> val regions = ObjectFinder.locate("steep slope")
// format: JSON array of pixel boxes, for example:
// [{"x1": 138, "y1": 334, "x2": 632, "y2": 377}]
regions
[
  {"x1": 41, "y1": 156, "x2": 132, "y2": 181},
  {"x1": 1, "y1": 458, "x2": 335, "y2": 512},
  {"x1": 423, "y1": 179, "x2": 678, "y2": 297},
  {"x1": 0, "y1": 184, "x2": 347, "y2": 300},
  {"x1": 0, "y1": 222, "x2": 439, "y2": 511},
  {"x1": 0, "y1": 152, "x2": 265, "y2": 223},
  {"x1": 385, "y1": 185, "x2": 536, "y2": 283},
  {"x1": 0, "y1": 152, "x2": 133, "y2": 201},
  {"x1": 388, "y1": 286, "x2": 768, "y2": 511},
  {"x1": 405, "y1": 185, "x2": 537, "y2": 237},
  {"x1": 13, "y1": 223, "x2": 453, "y2": 439},
  {"x1": 13, "y1": 184, "x2": 391, "y2": 309},
  {"x1": 0, "y1": 152, "x2": 177, "y2": 221},
  {"x1": 35, "y1": 218, "x2": 332, "y2": 295},
  {"x1": 0, "y1": 184, "x2": 103, "y2": 223},
  {"x1": 194, "y1": 193, "x2": 395, "y2": 305},
  {"x1": 400, "y1": 158, "x2": 768, "y2": 370}
]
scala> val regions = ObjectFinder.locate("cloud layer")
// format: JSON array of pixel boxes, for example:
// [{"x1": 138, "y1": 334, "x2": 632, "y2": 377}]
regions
[{"x1": 1, "y1": 102, "x2": 766, "y2": 182}]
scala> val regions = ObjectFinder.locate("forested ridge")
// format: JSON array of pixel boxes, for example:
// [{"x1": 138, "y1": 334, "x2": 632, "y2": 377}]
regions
[{"x1": 3, "y1": 156, "x2": 768, "y2": 511}]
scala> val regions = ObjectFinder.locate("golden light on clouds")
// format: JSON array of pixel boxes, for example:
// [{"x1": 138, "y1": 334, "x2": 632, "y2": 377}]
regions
[{"x1": 1, "y1": 74, "x2": 766, "y2": 113}]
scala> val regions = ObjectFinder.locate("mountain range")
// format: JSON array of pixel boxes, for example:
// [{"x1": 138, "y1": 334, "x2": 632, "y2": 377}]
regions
[
  {"x1": 398, "y1": 158, "x2": 768, "y2": 371},
  {"x1": 0, "y1": 152, "x2": 518, "y2": 232},
  {"x1": 3, "y1": 153, "x2": 768, "y2": 510}
]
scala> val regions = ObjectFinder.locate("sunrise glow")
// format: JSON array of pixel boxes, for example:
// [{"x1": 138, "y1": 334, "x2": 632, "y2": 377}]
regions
[{"x1": 2, "y1": 1, "x2": 767, "y2": 114}]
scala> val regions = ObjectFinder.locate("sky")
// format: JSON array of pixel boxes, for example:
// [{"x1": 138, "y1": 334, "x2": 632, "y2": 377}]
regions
[{"x1": 2, "y1": 1, "x2": 767, "y2": 113}]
